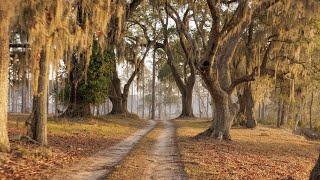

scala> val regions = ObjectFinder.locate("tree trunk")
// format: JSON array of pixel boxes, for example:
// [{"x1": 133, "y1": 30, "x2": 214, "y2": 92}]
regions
[
  {"x1": 109, "y1": 96, "x2": 127, "y2": 114},
  {"x1": 0, "y1": 6, "x2": 11, "y2": 152},
  {"x1": 180, "y1": 89, "x2": 194, "y2": 118},
  {"x1": 244, "y1": 83, "x2": 256, "y2": 128},
  {"x1": 62, "y1": 53, "x2": 91, "y2": 117},
  {"x1": 197, "y1": 94, "x2": 238, "y2": 140},
  {"x1": 108, "y1": 77, "x2": 128, "y2": 114},
  {"x1": 30, "y1": 49, "x2": 48, "y2": 146},
  {"x1": 235, "y1": 93, "x2": 246, "y2": 126},
  {"x1": 108, "y1": 56, "x2": 139, "y2": 115},
  {"x1": 235, "y1": 83, "x2": 256, "y2": 128},
  {"x1": 62, "y1": 80, "x2": 91, "y2": 117}
]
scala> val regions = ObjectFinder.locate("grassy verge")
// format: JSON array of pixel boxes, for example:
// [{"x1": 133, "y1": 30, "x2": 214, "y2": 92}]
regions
[
  {"x1": 174, "y1": 119, "x2": 320, "y2": 179},
  {"x1": 108, "y1": 122, "x2": 162, "y2": 179},
  {"x1": 0, "y1": 114, "x2": 147, "y2": 179}
]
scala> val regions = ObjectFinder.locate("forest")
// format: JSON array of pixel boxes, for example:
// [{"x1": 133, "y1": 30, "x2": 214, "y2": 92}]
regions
[{"x1": 1, "y1": 0, "x2": 320, "y2": 179}]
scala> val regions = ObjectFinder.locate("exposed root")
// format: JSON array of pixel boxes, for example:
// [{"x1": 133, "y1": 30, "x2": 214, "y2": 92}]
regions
[
  {"x1": 11, "y1": 135, "x2": 41, "y2": 145},
  {"x1": 178, "y1": 114, "x2": 195, "y2": 119},
  {"x1": 194, "y1": 128, "x2": 232, "y2": 141}
]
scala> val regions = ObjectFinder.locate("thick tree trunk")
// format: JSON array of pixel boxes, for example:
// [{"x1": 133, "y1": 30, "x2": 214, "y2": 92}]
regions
[
  {"x1": 30, "y1": 49, "x2": 48, "y2": 146},
  {"x1": 180, "y1": 89, "x2": 194, "y2": 118},
  {"x1": 197, "y1": 94, "x2": 238, "y2": 140},
  {"x1": 62, "y1": 53, "x2": 91, "y2": 117},
  {"x1": 62, "y1": 82, "x2": 91, "y2": 117},
  {"x1": 235, "y1": 83, "x2": 256, "y2": 128},
  {"x1": 109, "y1": 96, "x2": 128, "y2": 114},
  {"x1": 0, "y1": 6, "x2": 11, "y2": 152},
  {"x1": 108, "y1": 76, "x2": 128, "y2": 114},
  {"x1": 108, "y1": 57, "x2": 138, "y2": 115}
]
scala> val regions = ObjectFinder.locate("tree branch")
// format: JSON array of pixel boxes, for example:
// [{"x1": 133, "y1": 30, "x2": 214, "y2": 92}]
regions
[{"x1": 227, "y1": 68, "x2": 257, "y2": 94}]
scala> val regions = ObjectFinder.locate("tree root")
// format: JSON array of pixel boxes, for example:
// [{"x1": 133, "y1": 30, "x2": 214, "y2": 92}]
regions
[
  {"x1": 11, "y1": 135, "x2": 41, "y2": 145},
  {"x1": 194, "y1": 128, "x2": 232, "y2": 141}
]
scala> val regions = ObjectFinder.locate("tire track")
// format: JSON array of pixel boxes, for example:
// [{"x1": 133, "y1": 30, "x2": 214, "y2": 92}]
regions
[
  {"x1": 52, "y1": 120, "x2": 156, "y2": 180},
  {"x1": 143, "y1": 120, "x2": 187, "y2": 180}
]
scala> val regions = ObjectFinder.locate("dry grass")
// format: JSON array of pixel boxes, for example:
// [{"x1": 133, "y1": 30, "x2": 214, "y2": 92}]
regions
[
  {"x1": 107, "y1": 122, "x2": 163, "y2": 179},
  {"x1": 175, "y1": 119, "x2": 320, "y2": 180},
  {"x1": 0, "y1": 114, "x2": 147, "y2": 179}
]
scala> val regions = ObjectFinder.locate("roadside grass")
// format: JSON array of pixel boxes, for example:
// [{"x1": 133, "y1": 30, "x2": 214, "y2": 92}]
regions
[
  {"x1": 108, "y1": 122, "x2": 162, "y2": 179},
  {"x1": 1, "y1": 113, "x2": 147, "y2": 179},
  {"x1": 175, "y1": 119, "x2": 320, "y2": 179}
]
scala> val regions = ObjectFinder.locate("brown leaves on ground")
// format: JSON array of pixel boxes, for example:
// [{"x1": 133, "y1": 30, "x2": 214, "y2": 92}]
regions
[
  {"x1": 0, "y1": 114, "x2": 147, "y2": 179},
  {"x1": 175, "y1": 119, "x2": 320, "y2": 180}
]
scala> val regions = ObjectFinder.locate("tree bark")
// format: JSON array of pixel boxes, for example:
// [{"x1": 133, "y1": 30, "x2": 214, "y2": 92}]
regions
[
  {"x1": 180, "y1": 89, "x2": 194, "y2": 118},
  {"x1": 243, "y1": 83, "x2": 256, "y2": 128},
  {"x1": 62, "y1": 53, "x2": 91, "y2": 117},
  {"x1": 109, "y1": 70, "x2": 128, "y2": 114},
  {"x1": 29, "y1": 49, "x2": 48, "y2": 146},
  {"x1": 0, "y1": 5, "x2": 11, "y2": 152},
  {"x1": 235, "y1": 92, "x2": 246, "y2": 126},
  {"x1": 197, "y1": 95, "x2": 237, "y2": 140},
  {"x1": 109, "y1": 96, "x2": 128, "y2": 114}
]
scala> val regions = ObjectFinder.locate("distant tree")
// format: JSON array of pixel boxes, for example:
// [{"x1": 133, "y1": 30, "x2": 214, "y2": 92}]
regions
[{"x1": 62, "y1": 41, "x2": 113, "y2": 117}]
